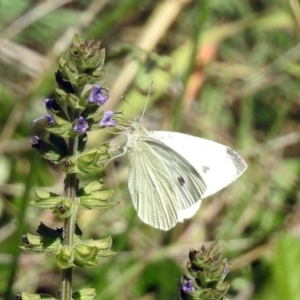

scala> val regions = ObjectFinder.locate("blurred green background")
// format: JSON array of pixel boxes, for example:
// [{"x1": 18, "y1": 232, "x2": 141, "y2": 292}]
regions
[{"x1": 1, "y1": 0, "x2": 300, "y2": 299}]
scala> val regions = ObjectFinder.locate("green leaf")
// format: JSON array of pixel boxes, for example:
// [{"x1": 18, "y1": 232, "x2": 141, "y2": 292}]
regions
[
  {"x1": 52, "y1": 114, "x2": 70, "y2": 126},
  {"x1": 22, "y1": 224, "x2": 63, "y2": 255},
  {"x1": 72, "y1": 288, "x2": 96, "y2": 300},
  {"x1": 79, "y1": 190, "x2": 115, "y2": 209},
  {"x1": 32, "y1": 138, "x2": 65, "y2": 164},
  {"x1": 76, "y1": 144, "x2": 110, "y2": 173},
  {"x1": 81, "y1": 103, "x2": 104, "y2": 120},
  {"x1": 65, "y1": 93, "x2": 83, "y2": 109},
  {"x1": 85, "y1": 236, "x2": 113, "y2": 250},
  {"x1": 45, "y1": 114, "x2": 72, "y2": 136},
  {"x1": 55, "y1": 86, "x2": 67, "y2": 97},
  {"x1": 25, "y1": 233, "x2": 43, "y2": 246},
  {"x1": 46, "y1": 124, "x2": 72, "y2": 136},
  {"x1": 20, "y1": 292, "x2": 57, "y2": 300},
  {"x1": 96, "y1": 248, "x2": 117, "y2": 258},
  {"x1": 21, "y1": 230, "x2": 62, "y2": 255},
  {"x1": 31, "y1": 188, "x2": 63, "y2": 209},
  {"x1": 272, "y1": 233, "x2": 300, "y2": 300},
  {"x1": 34, "y1": 188, "x2": 60, "y2": 199},
  {"x1": 79, "y1": 180, "x2": 104, "y2": 194}
]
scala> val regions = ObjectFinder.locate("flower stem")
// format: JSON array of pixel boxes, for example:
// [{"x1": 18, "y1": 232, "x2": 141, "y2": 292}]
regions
[
  {"x1": 61, "y1": 268, "x2": 73, "y2": 300},
  {"x1": 61, "y1": 135, "x2": 79, "y2": 300}
]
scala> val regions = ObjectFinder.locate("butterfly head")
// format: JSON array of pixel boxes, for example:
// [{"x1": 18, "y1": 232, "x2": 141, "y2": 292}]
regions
[{"x1": 123, "y1": 119, "x2": 149, "y2": 150}]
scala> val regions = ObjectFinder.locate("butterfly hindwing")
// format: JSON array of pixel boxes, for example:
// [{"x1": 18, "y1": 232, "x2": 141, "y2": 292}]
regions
[
  {"x1": 128, "y1": 140, "x2": 179, "y2": 230},
  {"x1": 145, "y1": 138, "x2": 206, "y2": 212}
]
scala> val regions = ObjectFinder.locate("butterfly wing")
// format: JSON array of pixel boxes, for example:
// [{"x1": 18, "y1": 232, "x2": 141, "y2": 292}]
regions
[
  {"x1": 148, "y1": 131, "x2": 247, "y2": 199},
  {"x1": 145, "y1": 139, "x2": 206, "y2": 220},
  {"x1": 127, "y1": 140, "x2": 179, "y2": 230}
]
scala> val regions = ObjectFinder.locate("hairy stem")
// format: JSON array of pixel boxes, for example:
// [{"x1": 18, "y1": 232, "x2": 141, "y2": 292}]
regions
[{"x1": 61, "y1": 135, "x2": 79, "y2": 300}]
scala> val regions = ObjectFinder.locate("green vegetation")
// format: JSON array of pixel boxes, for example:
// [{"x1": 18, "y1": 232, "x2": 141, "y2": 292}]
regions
[{"x1": 0, "y1": 0, "x2": 300, "y2": 299}]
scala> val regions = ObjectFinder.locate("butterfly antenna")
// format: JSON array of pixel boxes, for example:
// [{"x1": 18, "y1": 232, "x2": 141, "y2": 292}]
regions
[
  {"x1": 141, "y1": 81, "x2": 153, "y2": 121},
  {"x1": 121, "y1": 95, "x2": 135, "y2": 112}
]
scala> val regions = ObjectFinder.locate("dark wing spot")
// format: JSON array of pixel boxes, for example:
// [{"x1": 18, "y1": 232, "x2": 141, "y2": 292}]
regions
[
  {"x1": 178, "y1": 176, "x2": 185, "y2": 186},
  {"x1": 202, "y1": 165, "x2": 210, "y2": 173},
  {"x1": 226, "y1": 147, "x2": 247, "y2": 175}
]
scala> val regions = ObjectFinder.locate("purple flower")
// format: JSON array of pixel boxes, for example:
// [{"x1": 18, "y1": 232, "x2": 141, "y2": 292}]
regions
[
  {"x1": 89, "y1": 85, "x2": 109, "y2": 105},
  {"x1": 180, "y1": 276, "x2": 195, "y2": 293},
  {"x1": 44, "y1": 98, "x2": 54, "y2": 111},
  {"x1": 74, "y1": 116, "x2": 89, "y2": 134},
  {"x1": 31, "y1": 114, "x2": 55, "y2": 126},
  {"x1": 30, "y1": 136, "x2": 40, "y2": 145},
  {"x1": 45, "y1": 115, "x2": 55, "y2": 126},
  {"x1": 100, "y1": 111, "x2": 117, "y2": 127},
  {"x1": 30, "y1": 136, "x2": 42, "y2": 150},
  {"x1": 222, "y1": 261, "x2": 231, "y2": 279}
]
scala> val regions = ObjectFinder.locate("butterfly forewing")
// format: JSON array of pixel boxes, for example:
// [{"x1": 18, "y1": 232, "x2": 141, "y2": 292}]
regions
[
  {"x1": 148, "y1": 131, "x2": 247, "y2": 198},
  {"x1": 128, "y1": 140, "x2": 179, "y2": 230}
]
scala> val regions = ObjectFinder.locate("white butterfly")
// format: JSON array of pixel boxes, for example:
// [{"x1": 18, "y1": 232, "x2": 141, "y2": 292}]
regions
[{"x1": 123, "y1": 120, "x2": 247, "y2": 231}]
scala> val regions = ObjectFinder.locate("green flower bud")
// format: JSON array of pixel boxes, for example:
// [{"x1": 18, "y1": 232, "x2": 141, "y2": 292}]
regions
[
  {"x1": 56, "y1": 246, "x2": 74, "y2": 269},
  {"x1": 74, "y1": 244, "x2": 98, "y2": 267},
  {"x1": 180, "y1": 243, "x2": 230, "y2": 300},
  {"x1": 53, "y1": 198, "x2": 74, "y2": 218},
  {"x1": 76, "y1": 144, "x2": 110, "y2": 173}
]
